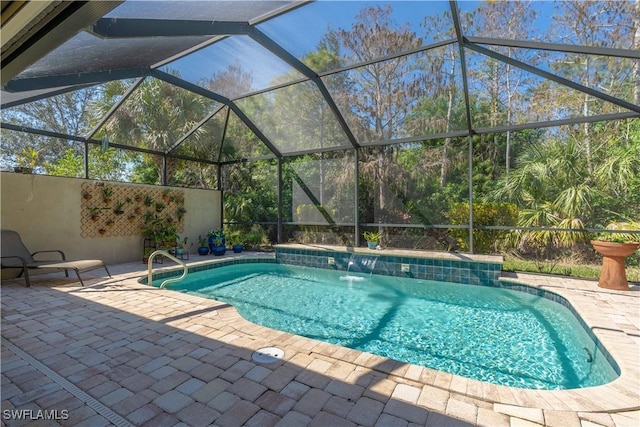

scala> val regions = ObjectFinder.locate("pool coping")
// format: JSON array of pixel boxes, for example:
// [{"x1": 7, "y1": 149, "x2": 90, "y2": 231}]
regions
[{"x1": 139, "y1": 251, "x2": 640, "y2": 414}]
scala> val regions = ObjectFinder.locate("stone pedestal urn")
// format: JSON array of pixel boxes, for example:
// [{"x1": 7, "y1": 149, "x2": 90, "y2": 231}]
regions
[{"x1": 591, "y1": 240, "x2": 639, "y2": 291}]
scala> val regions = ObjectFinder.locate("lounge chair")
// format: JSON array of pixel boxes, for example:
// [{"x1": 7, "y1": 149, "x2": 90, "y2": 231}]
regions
[{"x1": 1, "y1": 229, "x2": 111, "y2": 287}]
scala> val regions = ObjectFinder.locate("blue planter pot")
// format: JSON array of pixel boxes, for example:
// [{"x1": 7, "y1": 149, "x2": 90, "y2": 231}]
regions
[
  {"x1": 197, "y1": 247, "x2": 209, "y2": 255},
  {"x1": 367, "y1": 241, "x2": 378, "y2": 249},
  {"x1": 232, "y1": 244, "x2": 243, "y2": 253},
  {"x1": 208, "y1": 235, "x2": 225, "y2": 252},
  {"x1": 212, "y1": 246, "x2": 226, "y2": 256}
]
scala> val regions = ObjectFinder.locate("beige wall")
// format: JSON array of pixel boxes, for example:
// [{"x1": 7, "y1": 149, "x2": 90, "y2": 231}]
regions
[{"x1": 1, "y1": 172, "x2": 221, "y2": 267}]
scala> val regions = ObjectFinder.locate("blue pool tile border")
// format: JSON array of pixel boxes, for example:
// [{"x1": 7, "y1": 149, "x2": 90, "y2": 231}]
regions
[{"x1": 275, "y1": 247, "x2": 503, "y2": 287}]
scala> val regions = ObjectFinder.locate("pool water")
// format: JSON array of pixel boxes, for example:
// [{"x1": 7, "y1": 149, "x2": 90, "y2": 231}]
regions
[{"x1": 166, "y1": 263, "x2": 618, "y2": 389}]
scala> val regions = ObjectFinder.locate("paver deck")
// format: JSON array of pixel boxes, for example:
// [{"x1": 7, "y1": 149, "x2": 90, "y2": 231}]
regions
[{"x1": 2, "y1": 251, "x2": 639, "y2": 426}]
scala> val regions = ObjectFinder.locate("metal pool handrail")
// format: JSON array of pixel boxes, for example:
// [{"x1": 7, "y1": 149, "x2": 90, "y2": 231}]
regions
[{"x1": 147, "y1": 250, "x2": 188, "y2": 289}]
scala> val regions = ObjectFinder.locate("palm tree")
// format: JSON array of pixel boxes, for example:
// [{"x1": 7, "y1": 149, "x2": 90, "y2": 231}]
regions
[
  {"x1": 92, "y1": 75, "x2": 211, "y2": 184},
  {"x1": 492, "y1": 138, "x2": 593, "y2": 252}
]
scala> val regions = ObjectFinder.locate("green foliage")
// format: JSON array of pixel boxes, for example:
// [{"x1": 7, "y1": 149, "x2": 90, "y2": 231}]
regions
[
  {"x1": 44, "y1": 148, "x2": 83, "y2": 177},
  {"x1": 87, "y1": 148, "x2": 133, "y2": 182},
  {"x1": 16, "y1": 147, "x2": 40, "y2": 168},
  {"x1": 595, "y1": 222, "x2": 640, "y2": 244},
  {"x1": 244, "y1": 229, "x2": 270, "y2": 248},
  {"x1": 447, "y1": 202, "x2": 518, "y2": 253},
  {"x1": 94, "y1": 76, "x2": 210, "y2": 184},
  {"x1": 226, "y1": 230, "x2": 245, "y2": 246},
  {"x1": 223, "y1": 159, "x2": 278, "y2": 224},
  {"x1": 488, "y1": 120, "x2": 640, "y2": 258},
  {"x1": 141, "y1": 215, "x2": 177, "y2": 245},
  {"x1": 207, "y1": 228, "x2": 225, "y2": 246},
  {"x1": 224, "y1": 225, "x2": 270, "y2": 249},
  {"x1": 129, "y1": 158, "x2": 160, "y2": 185},
  {"x1": 363, "y1": 231, "x2": 381, "y2": 243},
  {"x1": 177, "y1": 236, "x2": 189, "y2": 248}
]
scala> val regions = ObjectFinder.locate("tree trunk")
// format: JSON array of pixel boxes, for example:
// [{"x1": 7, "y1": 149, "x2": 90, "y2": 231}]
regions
[
  {"x1": 441, "y1": 46, "x2": 456, "y2": 187},
  {"x1": 505, "y1": 59, "x2": 513, "y2": 176},
  {"x1": 583, "y1": 55, "x2": 593, "y2": 175},
  {"x1": 634, "y1": 0, "x2": 640, "y2": 106}
]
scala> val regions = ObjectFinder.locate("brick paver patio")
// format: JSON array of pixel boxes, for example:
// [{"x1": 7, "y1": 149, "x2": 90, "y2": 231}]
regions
[{"x1": 2, "y1": 252, "x2": 639, "y2": 426}]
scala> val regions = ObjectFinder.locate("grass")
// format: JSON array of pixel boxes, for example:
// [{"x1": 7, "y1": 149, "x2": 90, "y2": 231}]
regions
[{"x1": 503, "y1": 257, "x2": 640, "y2": 284}]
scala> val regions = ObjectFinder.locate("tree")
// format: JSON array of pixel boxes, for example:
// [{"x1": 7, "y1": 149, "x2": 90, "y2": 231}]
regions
[
  {"x1": 491, "y1": 118, "x2": 640, "y2": 257},
  {"x1": 1, "y1": 87, "x2": 103, "y2": 173},
  {"x1": 321, "y1": 4, "x2": 425, "y2": 242},
  {"x1": 635, "y1": 0, "x2": 640, "y2": 105},
  {"x1": 94, "y1": 74, "x2": 211, "y2": 184},
  {"x1": 414, "y1": 10, "x2": 467, "y2": 186},
  {"x1": 490, "y1": 137, "x2": 593, "y2": 254},
  {"x1": 548, "y1": 0, "x2": 636, "y2": 173},
  {"x1": 470, "y1": 0, "x2": 538, "y2": 175}
]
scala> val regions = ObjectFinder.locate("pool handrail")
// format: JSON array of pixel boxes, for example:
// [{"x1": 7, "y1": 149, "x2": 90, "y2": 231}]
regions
[{"x1": 147, "y1": 250, "x2": 188, "y2": 289}]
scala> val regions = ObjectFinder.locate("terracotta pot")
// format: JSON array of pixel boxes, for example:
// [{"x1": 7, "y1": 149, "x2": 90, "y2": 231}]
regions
[{"x1": 591, "y1": 240, "x2": 639, "y2": 291}]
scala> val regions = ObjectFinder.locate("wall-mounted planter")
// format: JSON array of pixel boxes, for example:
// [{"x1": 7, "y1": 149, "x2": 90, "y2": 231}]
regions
[{"x1": 81, "y1": 182, "x2": 185, "y2": 238}]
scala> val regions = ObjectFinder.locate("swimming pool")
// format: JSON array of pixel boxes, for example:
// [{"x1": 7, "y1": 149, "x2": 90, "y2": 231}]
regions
[{"x1": 156, "y1": 262, "x2": 619, "y2": 390}]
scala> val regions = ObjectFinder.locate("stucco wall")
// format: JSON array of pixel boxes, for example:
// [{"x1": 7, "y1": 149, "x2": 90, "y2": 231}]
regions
[{"x1": 1, "y1": 172, "x2": 221, "y2": 269}]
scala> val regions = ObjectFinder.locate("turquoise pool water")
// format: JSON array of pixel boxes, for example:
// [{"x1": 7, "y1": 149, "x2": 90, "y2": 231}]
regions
[{"x1": 163, "y1": 262, "x2": 618, "y2": 390}]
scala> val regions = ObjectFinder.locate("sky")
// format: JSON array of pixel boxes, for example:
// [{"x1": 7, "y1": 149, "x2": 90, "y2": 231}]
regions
[{"x1": 161, "y1": 1, "x2": 561, "y2": 94}]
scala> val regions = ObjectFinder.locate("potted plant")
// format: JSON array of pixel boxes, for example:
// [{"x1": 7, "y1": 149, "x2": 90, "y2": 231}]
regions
[
  {"x1": 364, "y1": 231, "x2": 381, "y2": 250},
  {"x1": 177, "y1": 206, "x2": 187, "y2": 221},
  {"x1": 197, "y1": 235, "x2": 209, "y2": 255},
  {"x1": 208, "y1": 229, "x2": 226, "y2": 256},
  {"x1": 88, "y1": 207, "x2": 102, "y2": 221},
  {"x1": 591, "y1": 221, "x2": 640, "y2": 291},
  {"x1": 227, "y1": 230, "x2": 245, "y2": 253},
  {"x1": 157, "y1": 222, "x2": 178, "y2": 249},
  {"x1": 141, "y1": 215, "x2": 176, "y2": 249},
  {"x1": 102, "y1": 187, "x2": 113, "y2": 203},
  {"x1": 231, "y1": 237, "x2": 244, "y2": 253},
  {"x1": 114, "y1": 201, "x2": 125, "y2": 215},
  {"x1": 143, "y1": 247, "x2": 154, "y2": 264},
  {"x1": 176, "y1": 236, "x2": 189, "y2": 256}
]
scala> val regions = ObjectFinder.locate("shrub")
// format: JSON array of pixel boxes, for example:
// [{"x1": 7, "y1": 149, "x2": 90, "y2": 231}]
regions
[{"x1": 447, "y1": 202, "x2": 518, "y2": 253}]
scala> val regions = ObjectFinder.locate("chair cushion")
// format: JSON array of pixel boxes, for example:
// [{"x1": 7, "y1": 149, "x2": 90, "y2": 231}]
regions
[{"x1": 28, "y1": 259, "x2": 105, "y2": 271}]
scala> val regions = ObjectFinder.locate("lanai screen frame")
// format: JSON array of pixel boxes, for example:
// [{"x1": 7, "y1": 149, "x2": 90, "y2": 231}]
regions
[{"x1": 2, "y1": 0, "x2": 639, "y2": 252}]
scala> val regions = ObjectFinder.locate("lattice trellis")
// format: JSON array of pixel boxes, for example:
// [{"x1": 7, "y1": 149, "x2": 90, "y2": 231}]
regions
[{"x1": 81, "y1": 182, "x2": 185, "y2": 238}]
